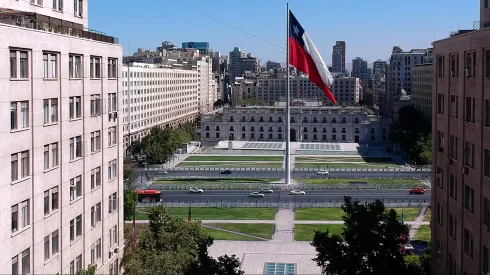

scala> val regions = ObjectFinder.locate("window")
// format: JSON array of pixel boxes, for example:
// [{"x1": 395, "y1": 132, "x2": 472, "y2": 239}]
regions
[
  {"x1": 108, "y1": 159, "x2": 117, "y2": 180},
  {"x1": 450, "y1": 135, "x2": 458, "y2": 160},
  {"x1": 44, "y1": 186, "x2": 59, "y2": 215},
  {"x1": 90, "y1": 94, "x2": 101, "y2": 116},
  {"x1": 11, "y1": 101, "x2": 29, "y2": 130},
  {"x1": 43, "y1": 52, "x2": 58, "y2": 78},
  {"x1": 437, "y1": 130, "x2": 444, "y2": 151},
  {"x1": 91, "y1": 131, "x2": 101, "y2": 153},
  {"x1": 74, "y1": 0, "x2": 83, "y2": 17},
  {"x1": 90, "y1": 56, "x2": 101, "y2": 78},
  {"x1": 437, "y1": 55, "x2": 444, "y2": 77},
  {"x1": 450, "y1": 54, "x2": 459, "y2": 77},
  {"x1": 448, "y1": 253, "x2": 456, "y2": 275},
  {"x1": 448, "y1": 213, "x2": 456, "y2": 240},
  {"x1": 108, "y1": 58, "x2": 117, "y2": 78},
  {"x1": 20, "y1": 249, "x2": 30, "y2": 275},
  {"x1": 10, "y1": 49, "x2": 29, "y2": 79},
  {"x1": 76, "y1": 254, "x2": 82, "y2": 273},
  {"x1": 69, "y1": 54, "x2": 82, "y2": 78},
  {"x1": 91, "y1": 167, "x2": 101, "y2": 189},
  {"x1": 465, "y1": 52, "x2": 476, "y2": 77},
  {"x1": 108, "y1": 127, "x2": 117, "y2": 146},
  {"x1": 437, "y1": 93, "x2": 444, "y2": 115},
  {"x1": 108, "y1": 93, "x2": 117, "y2": 114},
  {"x1": 484, "y1": 197, "x2": 490, "y2": 226},
  {"x1": 449, "y1": 174, "x2": 457, "y2": 200},
  {"x1": 486, "y1": 100, "x2": 490, "y2": 127},
  {"x1": 11, "y1": 199, "x2": 30, "y2": 233},
  {"x1": 44, "y1": 142, "x2": 59, "y2": 170},
  {"x1": 91, "y1": 202, "x2": 101, "y2": 227},
  {"x1": 484, "y1": 246, "x2": 489, "y2": 274},
  {"x1": 70, "y1": 176, "x2": 82, "y2": 201},
  {"x1": 11, "y1": 151, "x2": 29, "y2": 182},
  {"x1": 450, "y1": 95, "x2": 458, "y2": 118},
  {"x1": 465, "y1": 97, "x2": 475, "y2": 123},
  {"x1": 12, "y1": 255, "x2": 18, "y2": 275},
  {"x1": 464, "y1": 228, "x2": 474, "y2": 258},
  {"x1": 70, "y1": 215, "x2": 82, "y2": 241},
  {"x1": 464, "y1": 141, "x2": 474, "y2": 168},
  {"x1": 44, "y1": 229, "x2": 59, "y2": 261},
  {"x1": 43, "y1": 98, "x2": 58, "y2": 124},
  {"x1": 53, "y1": 0, "x2": 62, "y2": 10},
  {"x1": 69, "y1": 96, "x2": 82, "y2": 119},
  {"x1": 70, "y1": 136, "x2": 82, "y2": 160},
  {"x1": 464, "y1": 184, "x2": 474, "y2": 214},
  {"x1": 109, "y1": 225, "x2": 118, "y2": 247},
  {"x1": 485, "y1": 149, "x2": 490, "y2": 177},
  {"x1": 436, "y1": 202, "x2": 443, "y2": 226},
  {"x1": 91, "y1": 238, "x2": 102, "y2": 264},
  {"x1": 109, "y1": 192, "x2": 117, "y2": 214}
]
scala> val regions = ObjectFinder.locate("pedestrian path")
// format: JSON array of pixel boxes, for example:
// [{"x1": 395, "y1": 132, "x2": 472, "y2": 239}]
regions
[
  {"x1": 408, "y1": 206, "x2": 428, "y2": 240},
  {"x1": 271, "y1": 209, "x2": 295, "y2": 242},
  {"x1": 124, "y1": 219, "x2": 430, "y2": 225},
  {"x1": 202, "y1": 224, "x2": 269, "y2": 241}
]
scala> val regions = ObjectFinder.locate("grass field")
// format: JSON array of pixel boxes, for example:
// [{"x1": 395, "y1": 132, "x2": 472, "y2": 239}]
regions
[
  {"x1": 177, "y1": 161, "x2": 283, "y2": 168},
  {"x1": 134, "y1": 207, "x2": 277, "y2": 220},
  {"x1": 208, "y1": 223, "x2": 274, "y2": 239},
  {"x1": 295, "y1": 224, "x2": 344, "y2": 241},
  {"x1": 184, "y1": 156, "x2": 283, "y2": 162},
  {"x1": 415, "y1": 225, "x2": 431, "y2": 242},
  {"x1": 155, "y1": 178, "x2": 279, "y2": 185},
  {"x1": 295, "y1": 208, "x2": 419, "y2": 221},
  {"x1": 303, "y1": 178, "x2": 421, "y2": 185},
  {"x1": 205, "y1": 227, "x2": 260, "y2": 241},
  {"x1": 295, "y1": 156, "x2": 396, "y2": 163},
  {"x1": 295, "y1": 162, "x2": 400, "y2": 169},
  {"x1": 424, "y1": 208, "x2": 431, "y2": 222}
]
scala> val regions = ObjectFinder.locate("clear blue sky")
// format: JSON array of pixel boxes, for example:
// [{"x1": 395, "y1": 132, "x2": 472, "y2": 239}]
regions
[{"x1": 89, "y1": 0, "x2": 478, "y2": 64}]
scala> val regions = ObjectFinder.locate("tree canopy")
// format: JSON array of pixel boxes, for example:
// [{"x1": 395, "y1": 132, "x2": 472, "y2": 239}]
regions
[
  {"x1": 124, "y1": 205, "x2": 244, "y2": 275},
  {"x1": 311, "y1": 196, "x2": 426, "y2": 275}
]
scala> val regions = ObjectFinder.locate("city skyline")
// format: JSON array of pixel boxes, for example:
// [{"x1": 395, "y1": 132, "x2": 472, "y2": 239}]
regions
[{"x1": 90, "y1": 0, "x2": 478, "y2": 63}]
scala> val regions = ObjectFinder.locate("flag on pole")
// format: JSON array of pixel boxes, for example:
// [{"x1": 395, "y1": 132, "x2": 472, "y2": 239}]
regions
[
  {"x1": 288, "y1": 11, "x2": 336, "y2": 104},
  {"x1": 188, "y1": 203, "x2": 192, "y2": 222}
]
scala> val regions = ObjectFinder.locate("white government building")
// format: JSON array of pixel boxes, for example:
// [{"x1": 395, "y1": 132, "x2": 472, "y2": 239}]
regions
[
  {"x1": 0, "y1": 1, "x2": 123, "y2": 274},
  {"x1": 201, "y1": 106, "x2": 391, "y2": 144}
]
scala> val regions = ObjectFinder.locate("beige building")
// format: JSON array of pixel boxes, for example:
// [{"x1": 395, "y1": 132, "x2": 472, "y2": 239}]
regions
[
  {"x1": 411, "y1": 64, "x2": 432, "y2": 121},
  {"x1": 331, "y1": 77, "x2": 361, "y2": 104},
  {"x1": 122, "y1": 63, "x2": 199, "y2": 151},
  {"x1": 0, "y1": 1, "x2": 123, "y2": 275}
]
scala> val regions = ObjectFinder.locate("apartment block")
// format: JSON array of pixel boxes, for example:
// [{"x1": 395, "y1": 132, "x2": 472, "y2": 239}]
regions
[
  {"x1": 122, "y1": 63, "x2": 199, "y2": 151},
  {"x1": 331, "y1": 77, "x2": 361, "y2": 104},
  {"x1": 332, "y1": 41, "x2": 346, "y2": 73},
  {"x1": 411, "y1": 64, "x2": 433, "y2": 121},
  {"x1": 431, "y1": 1, "x2": 490, "y2": 274},
  {"x1": 0, "y1": 1, "x2": 123, "y2": 275}
]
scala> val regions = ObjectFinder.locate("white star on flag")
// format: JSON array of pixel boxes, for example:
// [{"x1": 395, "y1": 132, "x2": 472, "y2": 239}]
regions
[{"x1": 293, "y1": 24, "x2": 299, "y2": 36}]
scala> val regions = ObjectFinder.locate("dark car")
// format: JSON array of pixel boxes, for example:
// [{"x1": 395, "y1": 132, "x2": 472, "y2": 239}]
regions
[{"x1": 221, "y1": 170, "x2": 232, "y2": 175}]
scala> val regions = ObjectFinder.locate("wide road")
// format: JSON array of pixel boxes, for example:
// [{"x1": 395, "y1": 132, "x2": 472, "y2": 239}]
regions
[
  {"x1": 144, "y1": 170, "x2": 430, "y2": 179},
  {"x1": 159, "y1": 189, "x2": 431, "y2": 203}
]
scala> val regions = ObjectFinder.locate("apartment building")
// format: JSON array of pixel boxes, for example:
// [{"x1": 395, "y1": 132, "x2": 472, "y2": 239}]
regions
[
  {"x1": 331, "y1": 77, "x2": 361, "y2": 104},
  {"x1": 0, "y1": 1, "x2": 123, "y2": 275},
  {"x1": 332, "y1": 41, "x2": 346, "y2": 73},
  {"x1": 431, "y1": 1, "x2": 490, "y2": 274},
  {"x1": 122, "y1": 63, "x2": 199, "y2": 151},
  {"x1": 411, "y1": 64, "x2": 432, "y2": 121}
]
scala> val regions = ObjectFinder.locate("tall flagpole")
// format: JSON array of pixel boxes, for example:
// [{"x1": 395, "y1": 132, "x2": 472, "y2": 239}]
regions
[{"x1": 285, "y1": 3, "x2": 291, "y2": 185}]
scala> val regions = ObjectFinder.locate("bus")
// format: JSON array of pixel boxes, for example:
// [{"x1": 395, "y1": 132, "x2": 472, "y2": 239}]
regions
[{"x1": 135, "y1": 189, "x2": 162, "y2": 203}]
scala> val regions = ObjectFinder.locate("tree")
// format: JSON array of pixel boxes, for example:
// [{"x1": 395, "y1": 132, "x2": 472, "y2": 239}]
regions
[
  {"x1": 414, "y1": 135, "x2": 432, "y2": 165},
  {"x1": 311, "y1": 196, "x2": 410, "y2": 275},
  {"x1": 124, "y1": 205, "x2": 244, "y2": 275},
  {"x1": 360, "y1": 88, "x2": 374, "y2": 106},
  {"x1": 124, "y1": 189, "x2": 138, "y2": 221},
  {"x1": 124, "y1": 162, "x2": 135, "y2": 186},
  {"x1": 213, "y1": 99, "x2": 225, "y2": 108},
  {"x1": 403, "y1": 254, "x2": 425, "y2": 275},
  {"x1": 77, "y1": 265, "x2": 96, "y2": 275}
]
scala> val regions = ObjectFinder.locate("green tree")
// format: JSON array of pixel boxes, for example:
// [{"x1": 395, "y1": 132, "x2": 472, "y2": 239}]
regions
[
  {"x1": 360, "y1": 88, "x2": 374, "y2": 106},
  {"x1": 403, "y1": 254, "x2": 425, "y2": 275},
  {"x1": 213, "y1": 99, "x2": 225, "y2": 108},
  {"x1": 124, "y1": 189, "x2": 138, "y2": 221},
  {"x1": 414, "y1": 135, "x2": 432, "y2": 165},
  {"x1": 123, "y1": 162, "x2": 135, "y2": 186},
  {"x1": 311, "y1": 196, "x2": 410, "y2": 275},
  {"x1": 77, "y1": 265, "x2": 97, "y2": 275}
]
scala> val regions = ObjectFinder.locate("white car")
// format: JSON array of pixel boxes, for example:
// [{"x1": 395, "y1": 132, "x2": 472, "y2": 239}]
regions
[
  {"x1": 156, "y1": 171, "x2": 168, "y2": 175},
  {"x1": 248, "y1": 192, "x2": 265, "y2": 198},
  {"x1": 317, "y1": 170, "x2": 329, "y2": 175},
  {"x1": 290, "y1": 190, "x2": 306, "y2": 195},
  {"x1": 259, "y1": 188, "x2": 274, "y2": 193},
  {"x1": 189, "y1": 187, "x2": 203, "y2": 193}
]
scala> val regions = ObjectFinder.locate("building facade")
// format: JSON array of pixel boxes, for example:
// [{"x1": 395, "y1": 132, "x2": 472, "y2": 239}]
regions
[
  {"x1": 411, "y1": 64, "x2": 432, "y2": 121},
  {"x1": 373, "y1": 60, "x2": 387, "y2": 108},
  {"x1": 266, "y1": 61, "x2": 281, "y2": 71},
  {"x1": 121, "y1": 63, "x2": 199, "y2": 151},
  {"x1": 331, "y1": 77, "x2": 361, "y2": 104},
  {"x1": 241, "y1": 53, "x2": 259, "y2": 75},
  {"x1": 229, "y1": 47, "x2": 244, "y2": 82},
  {"x1": 332, "y1": 41, "x2": 346, "y2": 73},
  {"x1": 0, "y1": 2, "x2": 124, "y2": 275},
  {"x1": 351, "y1": 57, "x2": 370, "y2": 84},
  {"x1": 431, "y1": 1, "x2": 490, "y2": 274},
  {"x1": 201, "y1": 106, "x2": 391, "y2": 144},
  {"x1": 181, "y1": 42, "x2": 210, "y2": 55}
]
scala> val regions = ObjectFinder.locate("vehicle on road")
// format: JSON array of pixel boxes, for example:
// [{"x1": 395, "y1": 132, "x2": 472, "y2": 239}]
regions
[
  {"x1": 317, "y1": 169, "x2": 329, "y2": 175},
  {"x1": 135, "y1": 189, "x2": 162, "y2": 203},
  {"x1": 409, "y1": 187, "x2": 426, "y2": 195},
  {"x1": 221, "y1": 170, "x2": 232, "y2": 175},
  {"x1": 259, "y1": 188, "x2": 273, "y2": 193},
  {"x1": 290, "y1": 190, "x2": 306, "y2": 195},
  {"x1": 189, "y1": 187, "x2": 203, "y2": 193},
  {"x1": 248, "y1": 192, "x2": 265, "y2": 198},
  {"x1": 156, "y1": 171, "x2": 168, "y2": 175}
]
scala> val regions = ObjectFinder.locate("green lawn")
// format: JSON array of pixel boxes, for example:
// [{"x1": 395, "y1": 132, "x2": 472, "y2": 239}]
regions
[
  {"x1": 415, "y1": 225, "x2": 431, "y2": 242},
  {"x1": 134, "y1": 207, "x2": 276, "y2": 220},
  {"x1": 155, "y1": 178, "x2": 279, "y2": 185},
  {"x1": 177, "y1": 161, "x2": 283, "y2": 168},
  {"x1": 204, "y1": 227, "x2": 260, "y2": 241},
  {"x1": 185, "y1": 156, "x2": 283, "y2": 162},
  {"x1": 391, "y1": 208, "x2": 420, "y2": 221},
  {"x1": 295, "y1": 162, "x2": 400, "y2": 169},
  {"x1": 303, "y1": 178, "x2": 420, "y2": 185},
  {"x1": 295, "y1": 157, "x2": 396, "y2": 163},
  {"x1": 295, "y1": 208, "x2": 345, "y2": 220},
  {"x1": 424, "y1": 208, "x2": 432, "y2": 222},
  {"x1": 208, "y1": 223, "x2": 274, "y2": 239},
  {"x1": 295, "y1": 224, "x2": 344, "y2": 241}
]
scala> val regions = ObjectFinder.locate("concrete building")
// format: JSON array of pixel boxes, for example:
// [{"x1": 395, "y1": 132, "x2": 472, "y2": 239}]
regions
[
  {"x1": 351, "y1": 57, "x2": 370, "y2": 84},
  {"x1": 241, "y1": 53, "x2": 259, "y2": 75},
  {"x1": 373, "y1": 60, "x2": 387, "y2": 107},
  {"x1": 393, "y1": 89, "x2": 411, "y2": 122},
  {"x1": 210, "y1": 50, "x2": 220, "y2": 74},
  {"x1": 331, "y1": 77, "x2": 361, "y2": 104},
  {"x1": 332, "y1": 41, "x2": 346, "y2": 73},
  {"x1": 0, "y1": 2, "x2": 123, "y2": 275},
  {"x1": 181, "y1": 42, "x2": 209, "y2": 55},
  {"x1": 431, "y1": 1, "x2": 490, "y2": 274},
  {"x1": 229, "y1": 47, "x2": 244, "y2": 82},
  {"x1": 121, "y1": 63, "x2": 199, "y2": 151},
  {"x1": 200, "y1": 106, "x2": 391, "y2": 143},
  {"x1": 411, "y1": 64, "x2": 432, "y2": 121},
  {"x1": 266, "y1": 61, "x2": 281, "y2": 71}
]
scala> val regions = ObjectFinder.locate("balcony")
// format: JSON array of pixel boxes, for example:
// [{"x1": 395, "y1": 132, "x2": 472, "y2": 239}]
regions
[{"x1": 0, "y1": 8, "x2": 118, "y2": 44}]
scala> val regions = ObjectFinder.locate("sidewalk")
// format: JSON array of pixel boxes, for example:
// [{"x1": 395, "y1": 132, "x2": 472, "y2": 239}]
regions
[
  {"x1": 272, "y1": 209, "x2": 295, "y2": 242},
  {"x1": 125, "y1": 219, "x2": 430, "y2": 225},
  {"x1": 408, "y1": 206, "x2": 428, "y2": 239}
]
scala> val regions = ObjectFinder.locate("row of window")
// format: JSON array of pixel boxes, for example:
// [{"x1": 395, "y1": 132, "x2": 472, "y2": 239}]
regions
[
  {"x1": 229, "y1": 116, "x2": 362, "y2": 123},
  {"x1": 10, "y1": 49, "x2": 118, "y2": 79},
  {"x1": 438, "y1": 94, "x2": 486, "y2": 126},
  {"x1": 210, "y1": 125, "x2": 369, "y2": 134},
  {"x1": 29, "y1": 0, "x2": 83, "y2": 17},
  {"x1": 206, "y1": 132, "x2": 382, "y2": 142}
]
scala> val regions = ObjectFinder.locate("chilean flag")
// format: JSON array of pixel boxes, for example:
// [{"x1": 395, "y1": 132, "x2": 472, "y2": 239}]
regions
[{"x1": 288, "y1": 11, "x2": 336, "y2": 104}]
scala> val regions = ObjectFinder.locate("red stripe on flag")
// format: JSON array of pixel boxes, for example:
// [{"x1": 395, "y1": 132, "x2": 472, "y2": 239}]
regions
[{"x1": 288, "y1": 37, "x2": 336, "y2": 104}]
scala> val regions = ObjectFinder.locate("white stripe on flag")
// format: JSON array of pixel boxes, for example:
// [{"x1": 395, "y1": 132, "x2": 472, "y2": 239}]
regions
[{"x1": 302, "y1": 32, "x2": 334, "y2": 88}]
